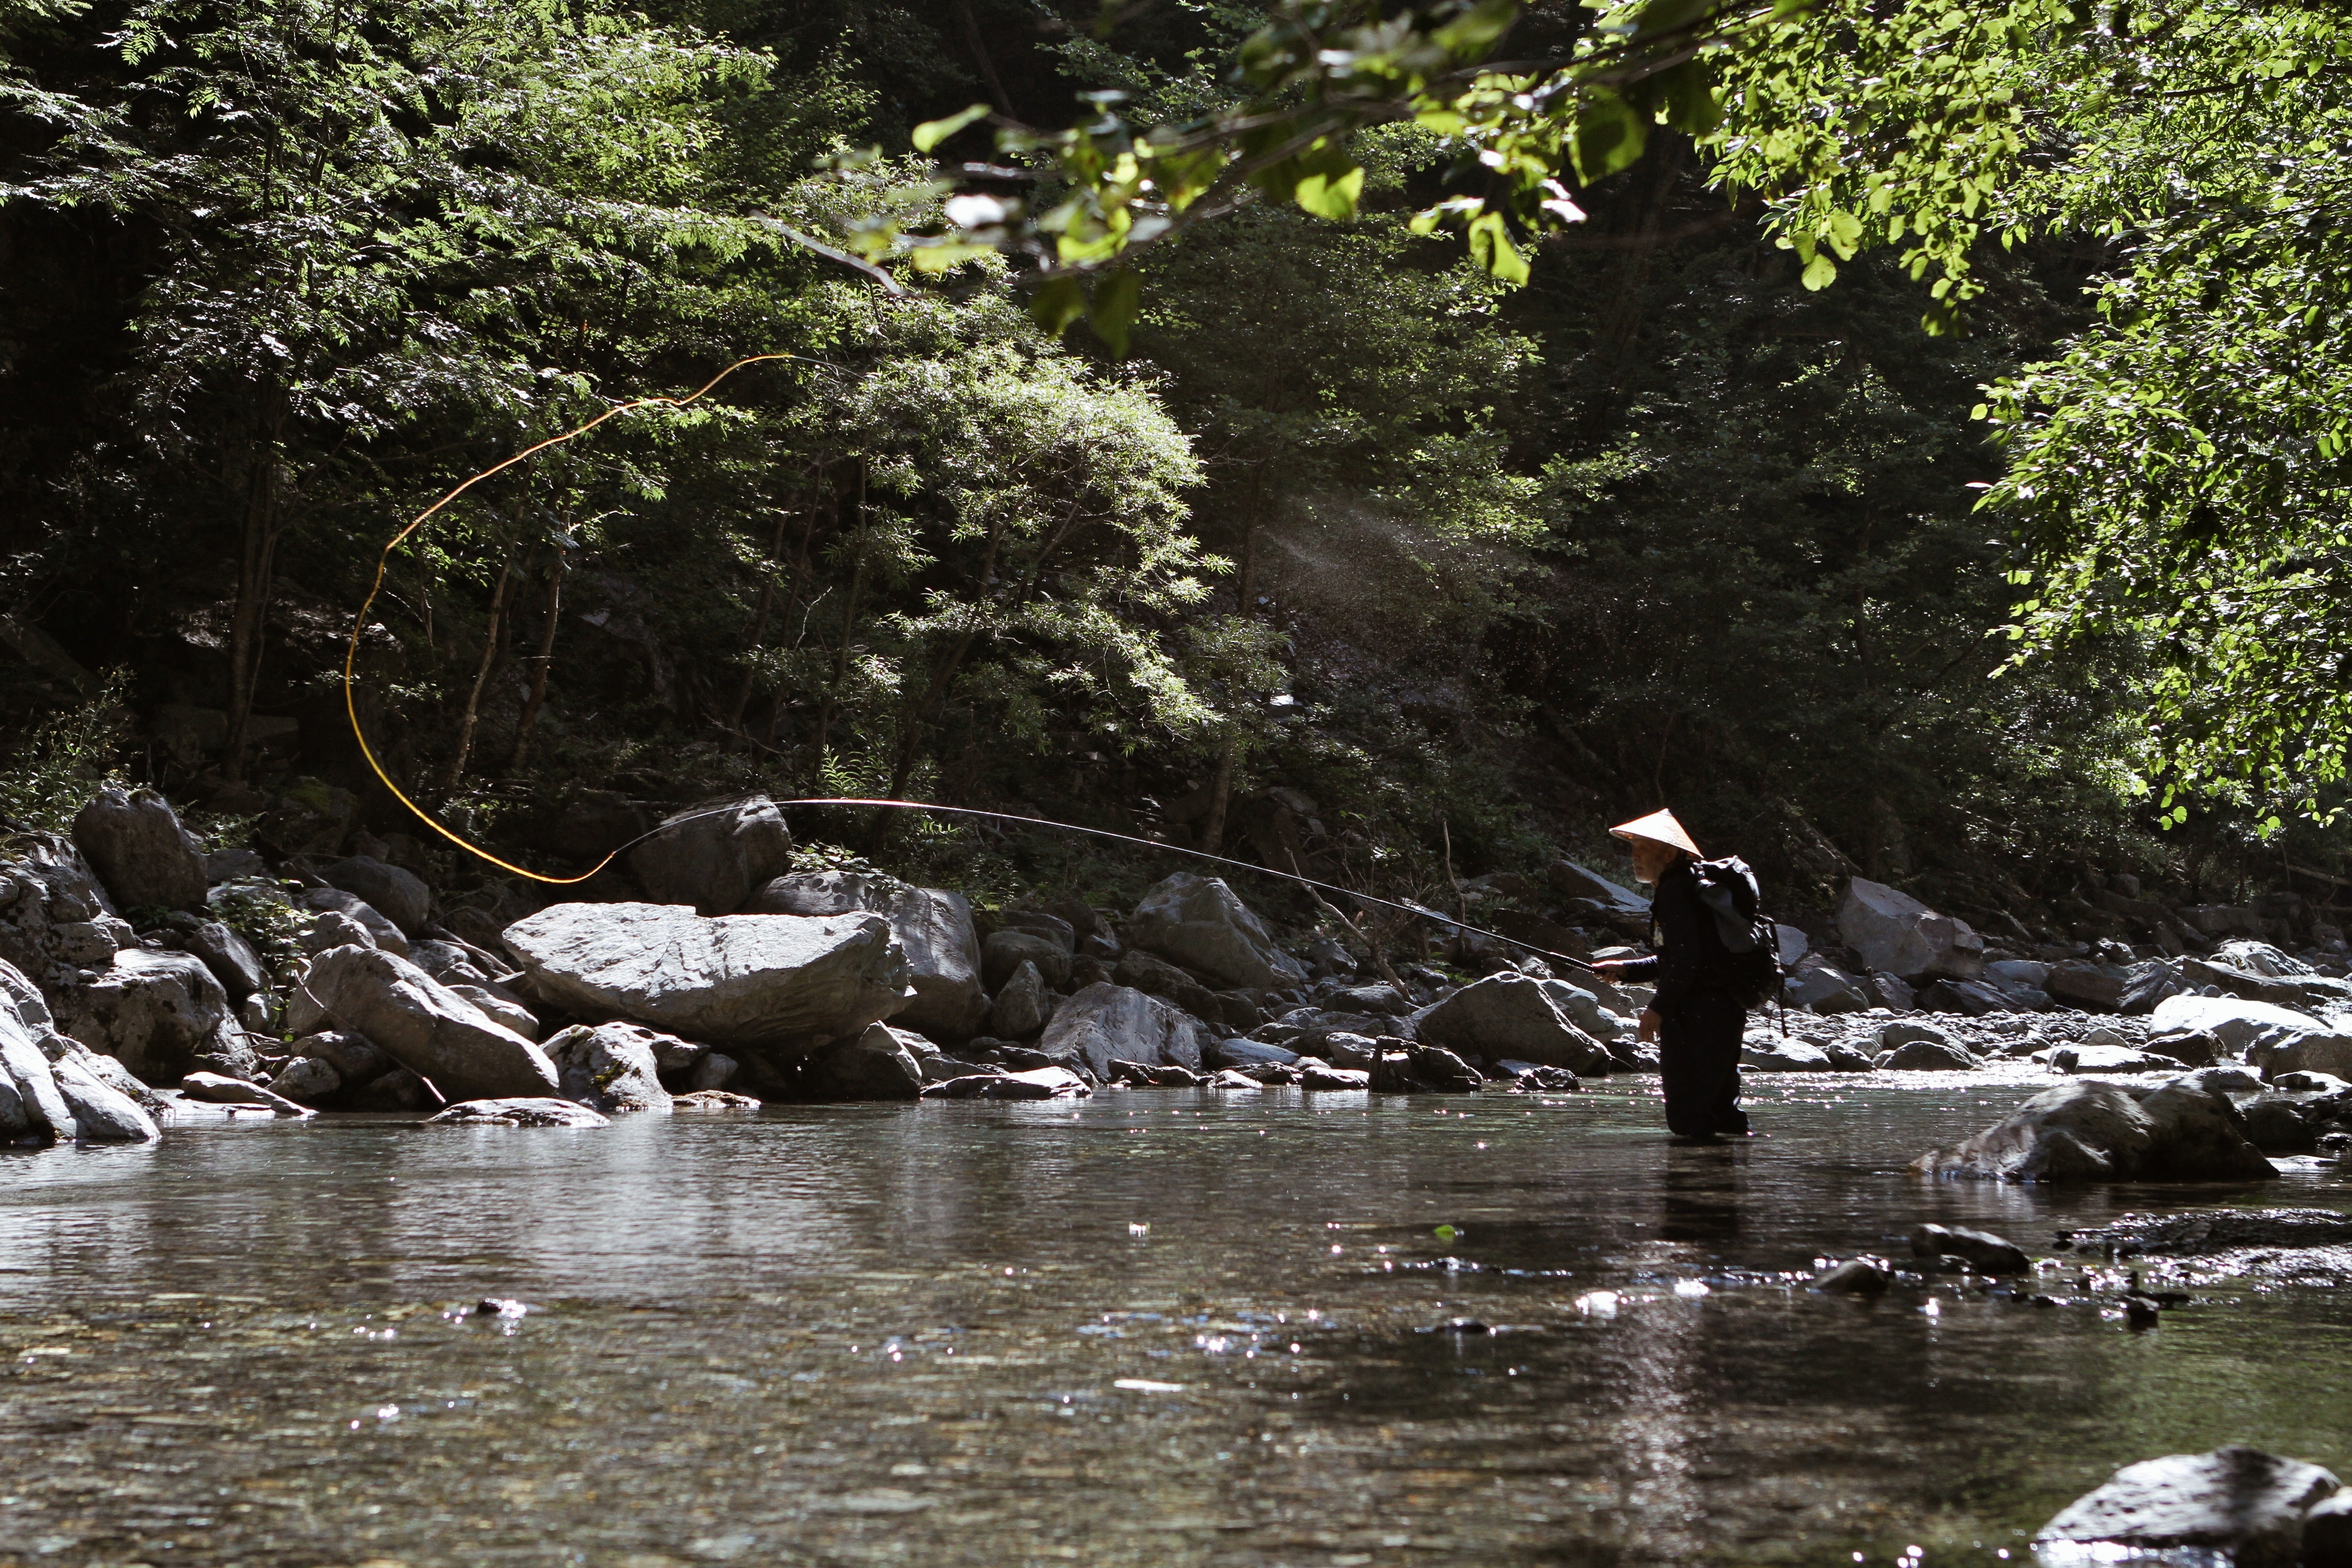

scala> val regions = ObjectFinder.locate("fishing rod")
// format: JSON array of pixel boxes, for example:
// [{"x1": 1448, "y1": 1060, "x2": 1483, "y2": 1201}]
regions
[{"x1": 342, "y1": 358, "x2": 1618, "y2": 983}]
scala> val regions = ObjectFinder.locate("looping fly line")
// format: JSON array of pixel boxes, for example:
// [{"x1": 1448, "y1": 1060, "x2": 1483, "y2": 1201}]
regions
[{"x1": 341, "y1": 358, "x2": 1606, "y2": 977}]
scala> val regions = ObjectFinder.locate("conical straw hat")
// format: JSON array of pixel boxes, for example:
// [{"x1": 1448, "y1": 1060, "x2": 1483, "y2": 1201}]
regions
[{"x1": 1610, "y1": 808, "x2": 1701, "y2": 858}]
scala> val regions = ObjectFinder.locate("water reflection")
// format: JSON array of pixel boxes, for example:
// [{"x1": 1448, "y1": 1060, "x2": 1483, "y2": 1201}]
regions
[{"x1": 0, "y1": 1079, "x2": 2347, "y2": 1566}]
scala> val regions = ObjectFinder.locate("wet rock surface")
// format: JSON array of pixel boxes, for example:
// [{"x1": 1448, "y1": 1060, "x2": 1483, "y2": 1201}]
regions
[
  {"x1": 2035, "y1": 1446, "x2": 2341, "y2": 1568},
  {"x1": 1917, "y1": 1076, "x2": 2278, "y2": 1183},
  {"x1": 424, "y1": 1097, "x2": 612, "y2": 1127}
]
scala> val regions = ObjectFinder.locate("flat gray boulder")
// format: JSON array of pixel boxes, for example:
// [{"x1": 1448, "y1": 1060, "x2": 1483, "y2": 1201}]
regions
[
  {"x1": 628, "y1": 796, "x2": 793, "y2": 916},
  {"x1": 1837, "y1": 877, "x2": 1985, "y2": 981},
  {"x1": 1411, "y1": 974, "x2": 1611, "y2": 1073},
  {"x1": 2036, "y1": 1446, "x2": 2340, "y2": 1568},
  {"x1": 53, "y1": 948, "x2": 233, "y2": 1084},
  {"x1": 2149, "y1": 993, "x2": 2337, "y2": 1057},
  {"x1": 501, "y1": 902, "x2": 912, "y2": 1051},
  {"x1": 306, "y1": 944, "x2": 560, "y2": 1101},
  {"x1": 426, "y1": 1097, "x2": 611, "y2": 1127},
  {"x1": 322, "y1": 855, "x2": 431, "y2": 934},
  {"x1": 1038, "y1": 981, "x2": 1208, "y2": 1080},
  {"x1": 542, "y1": 1021, "x2": 673, "y2": 1112},
  {"x1": 1916, "y1": 1076, "x2": 2278, "y2": 1183},
  {"x1": 750, "y1": 872, "x2": 985, "y2": 1039},
  {"x1": 72, "y1": 786, "x2": 206, "y2": 911},
  {"x1": 1126, "y1": 873, "x2": 1306, "y2": 991}
]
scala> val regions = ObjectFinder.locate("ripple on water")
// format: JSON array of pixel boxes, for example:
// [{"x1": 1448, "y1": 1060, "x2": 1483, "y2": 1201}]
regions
[{"x1": 1, "y1": 1078, "x2": 2348, "y2": 1565}]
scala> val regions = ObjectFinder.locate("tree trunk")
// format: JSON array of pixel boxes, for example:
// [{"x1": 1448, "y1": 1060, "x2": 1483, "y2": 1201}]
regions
[
  {"x1": 507, "y1": 557, "x2": 564, "y2": 773},
  {"x1": 1200, "y1": 730, "x2": 1240, "y2": 854},
  {"x1": 441, "y1": 560, "x2": 513, "y2": 790},
  {"x1": 222, "y1": 436, "x2": 280, "y2": 783},
  {"x1": 726, "y1": 505, "x2": 797, "y2": 737}
]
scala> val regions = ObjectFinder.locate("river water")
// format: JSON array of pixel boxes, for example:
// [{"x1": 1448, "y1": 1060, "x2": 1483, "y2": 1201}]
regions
[{"x1": 5, "y1": 1074, "x2": 2350, "y2": 1567}]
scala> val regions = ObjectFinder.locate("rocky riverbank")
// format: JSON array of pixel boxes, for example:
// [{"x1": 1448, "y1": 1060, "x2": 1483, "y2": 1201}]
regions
[{"x1": 9, "y1": 785, "x2": 2352, "y2": 1149}]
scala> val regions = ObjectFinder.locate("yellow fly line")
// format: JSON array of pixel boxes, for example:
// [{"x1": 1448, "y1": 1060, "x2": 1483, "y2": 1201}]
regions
[
  {"x1": 342, "y1": 352, "x2": 809, "y2": 884},
  {"x1": 337, "y1": 354, "x2": 1605, "y2": 978}
]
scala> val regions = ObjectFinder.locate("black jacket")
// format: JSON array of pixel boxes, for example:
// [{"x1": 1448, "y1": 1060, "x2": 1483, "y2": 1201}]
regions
[{"x1": 1615, "y1": 858, "x2": 1722, "y2": 1008}]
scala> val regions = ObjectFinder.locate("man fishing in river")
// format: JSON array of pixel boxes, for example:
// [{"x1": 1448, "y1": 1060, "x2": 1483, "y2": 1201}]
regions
[{"x1": 1589, "y1": 809, "x2": 1763, "y2": 1142}]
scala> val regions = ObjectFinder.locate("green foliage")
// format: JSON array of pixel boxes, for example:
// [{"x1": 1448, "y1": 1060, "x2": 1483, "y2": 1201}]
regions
[{"x1": 0, "y1": 671, "x2": 128, "y2": 833}]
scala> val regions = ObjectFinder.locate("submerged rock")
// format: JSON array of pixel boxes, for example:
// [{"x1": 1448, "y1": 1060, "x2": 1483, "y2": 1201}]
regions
[
  {"x1": 502, "y1": 902, "x2": 912, "y2": 1052},
  {"x1": 306, "y1": 944, "x2": 561, "y2": 1102},
  {"x1": 426, "y1": 1098, "x2": 612, "y2": 1127},
  {"x1": 1908, "y1": 1223, "x2": 2029, "y2": 1274},
  {"x1": 1810, "y1": 1258, "x2": 1890, "y2": 1295},
  {"x1": 921, "y1": 1065, "x2": 1091, "y2": 1099},
  {"x1": 2034, "y1": 1446, "x2": 2341, "y2": 1568},
  {"x1": 672, "y1": 1088, "x2": 762, "y2": 1110},
  {"x1": 2056, "y1": 1208, "x2": 2352, "y2": 1257},
  {"x1": 1916, "y1": 1077, "x2": 2277, "y2": 1183}
]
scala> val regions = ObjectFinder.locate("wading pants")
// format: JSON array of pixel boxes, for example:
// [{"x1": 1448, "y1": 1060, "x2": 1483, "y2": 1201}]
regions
[{"x1": 1657, "y1": 992, "x2": 1749, "y2": 1138}]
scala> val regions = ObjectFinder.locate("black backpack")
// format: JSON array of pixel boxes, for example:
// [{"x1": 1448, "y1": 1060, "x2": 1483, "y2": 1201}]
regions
[{"x1": 1686, "y1": 856, "x2": 1784, "y2": 1009}]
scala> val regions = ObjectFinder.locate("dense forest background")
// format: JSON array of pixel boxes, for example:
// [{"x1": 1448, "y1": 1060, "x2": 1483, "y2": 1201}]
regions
[{"x1": 0, "y1": 0, "x2": 2340, "y2": 935}]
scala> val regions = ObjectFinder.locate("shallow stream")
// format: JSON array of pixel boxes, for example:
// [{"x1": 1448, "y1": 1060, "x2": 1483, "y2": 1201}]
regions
[{"x1": 5, "y1": 1075, "x2": 2350, "y2": 1567}]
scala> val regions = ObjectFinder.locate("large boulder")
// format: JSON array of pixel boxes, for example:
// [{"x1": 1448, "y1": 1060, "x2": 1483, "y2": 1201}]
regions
[
  {"x1": 2035, "y1": 1447, "x2": 2340, "y2": 1568},
  {"x1": 2259, "y1": 1031, "x2": 2352, "y2": 1081},
  {"x1": 627, "y1": 796, "x2": 793, "y2": 916},
  {"x1": 321, "y1": 856, "x2": 431, "y2": 935},
  {"x1": 305, "y1": 944, "x2": 561, "y2": 1101},
  {"x1": 52, "y1": 948, "x2": 234, "y2": 1084},
  {"x1": 1916, "y1": 1076, "x2": 2278, "y2": 1183},
  {"x1": 542, "y1": 1021, "x2": 672, "y2": 1112},
  {"x1": 0, "y1": 832, "x2": 132, "y2": 990},
  {"x1": 2149, "y1": 993, "x2": 2345, "y2": 1059},
  {"x1": 1836, "y1": 877, "x2": 1985, "y2": 981},
  {"x1": 72, "y1": 787, "x2": 206, "y2": 911},
  {"x1": 1036, "y1": 982, "x2": 1208, "y2": 1080},
  {"x1": 501, "y1": 902, "x2": 912, "y2": 1052},
  {"x1": 1411, "y1": 973, "x2": 1612, "y2": 1073},
  {"x1": 1126, "y1": 873, "x2": 1307, "y2": 992},
  {"x1": 749, "y1": 872, "x2": 986, "y2": 1039}
]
